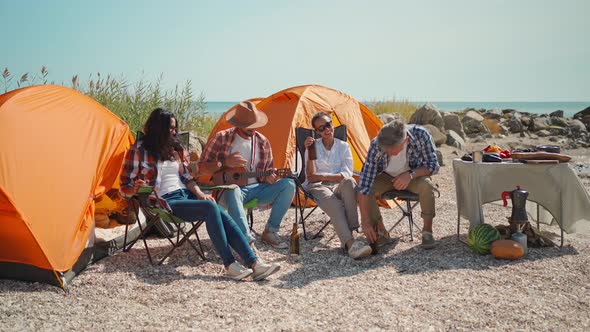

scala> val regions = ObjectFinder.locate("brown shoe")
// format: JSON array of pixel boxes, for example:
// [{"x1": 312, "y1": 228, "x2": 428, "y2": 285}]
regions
[
  {"x1": 421, "y1": 231, "x2": 436, "y2": 249},
  {"x1": 261, "y1": 230, "x2": 288, "y2": 249},
  {"x1": 377, "y1": 230, "x2": 395, "y2": 247}
]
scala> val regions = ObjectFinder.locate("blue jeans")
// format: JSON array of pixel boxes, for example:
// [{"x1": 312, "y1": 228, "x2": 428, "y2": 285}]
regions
[
  {"x1": 218, "y1": 178, "x2": 296, "y2": 234},
  {"x1": 162, "y1": 189, "x2": 256, "y2": 267}
]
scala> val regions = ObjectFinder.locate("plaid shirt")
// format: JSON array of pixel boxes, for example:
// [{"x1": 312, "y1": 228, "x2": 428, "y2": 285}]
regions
[
  {"x1": 358, "y1": 125, "x2": 439, "y2": 195},
  {"x1": 119, "y1": 139, "x2": 194, "y2": 198},
  {"x1": 199, "y1": 127, "x2": 274, "y2": 182}
]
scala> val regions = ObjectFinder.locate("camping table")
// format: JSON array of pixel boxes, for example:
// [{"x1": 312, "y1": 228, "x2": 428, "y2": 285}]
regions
[{"x1": 453, "y1": 159, "x2": 590, "y2": 246}]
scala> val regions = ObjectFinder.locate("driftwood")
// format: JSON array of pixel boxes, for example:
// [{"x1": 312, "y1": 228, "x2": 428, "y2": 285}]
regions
[{"x1": 496, "y1": 222, "x2": 556, "y2": 248}]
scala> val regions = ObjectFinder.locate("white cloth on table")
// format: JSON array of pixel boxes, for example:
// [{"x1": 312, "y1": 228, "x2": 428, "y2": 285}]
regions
[{"x1": 453, "y1": 159, "x2": 590, "y2": 234}]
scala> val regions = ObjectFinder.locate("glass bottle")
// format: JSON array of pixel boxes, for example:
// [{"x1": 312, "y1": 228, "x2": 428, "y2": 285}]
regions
[
  {"x1": 290, "y1": 222, "x2": 300, "y2": 255},
  {"x1": 308, "y1": 141, "x2": 317, "y2": 161}
]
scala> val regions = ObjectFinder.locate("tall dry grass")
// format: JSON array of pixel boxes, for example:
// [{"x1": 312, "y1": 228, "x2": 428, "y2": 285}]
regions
[
  {"x1": 366, "y1": 98, "x2": 418, "y2": 121},
  {"x1": 1, "y1": 66, "x2": 217, "y2": 137}
]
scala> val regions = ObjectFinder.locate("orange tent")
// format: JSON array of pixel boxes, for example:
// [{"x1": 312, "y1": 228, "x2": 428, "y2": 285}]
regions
[
  {"x1": 208, "y1": 85, "x2": 383, "y2": 174},
  {"x1": 0, "y1": 85, "x2": 133, "y2": 290}
]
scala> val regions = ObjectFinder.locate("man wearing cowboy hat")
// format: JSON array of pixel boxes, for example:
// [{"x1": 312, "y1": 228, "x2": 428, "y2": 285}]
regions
[{"x1": 198, "y1": 100, "x2": 296, "y2": 249}]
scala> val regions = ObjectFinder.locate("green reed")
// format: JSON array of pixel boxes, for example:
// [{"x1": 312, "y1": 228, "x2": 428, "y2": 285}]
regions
[{"x1": 366, "y1": 97, "x2": 418, "y2": 121}]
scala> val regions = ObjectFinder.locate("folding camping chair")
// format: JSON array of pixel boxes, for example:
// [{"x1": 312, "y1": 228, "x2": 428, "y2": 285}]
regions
[
  {"x1": 122, "y1": 187, "x2": 206, "y2": 265},
  {"x1": 121, "y1": 131, "x2": 207, "y2": 265},
  {"x1": 380, "y1": 183, "x2": 440, "y2": 241},
  {"x1": 293, "y1": 125, "x2": 347, "y2": 240}
]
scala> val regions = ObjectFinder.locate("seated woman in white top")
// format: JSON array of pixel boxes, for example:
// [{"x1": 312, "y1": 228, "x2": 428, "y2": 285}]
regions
[{"x1": 303, "y1": 112, "x2": 372, "y2": 259}]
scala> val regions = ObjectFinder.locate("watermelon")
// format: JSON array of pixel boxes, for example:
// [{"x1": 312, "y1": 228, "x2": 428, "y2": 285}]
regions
[{"x1": 467, "y1": 223, "x2": 501, "y2": 255}]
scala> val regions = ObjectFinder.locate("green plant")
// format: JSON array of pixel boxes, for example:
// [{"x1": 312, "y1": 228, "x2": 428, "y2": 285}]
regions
[
  {"x1": 2, "y1": 66, "x2": 50, "y2": 92},
  {"x1": 2, "y1": 68, "x2": 12, "y2": 93},
  {"x1": 80, "y1": 72, "x2": 208, "y2": 136},
  {"x1": 192, "y1": 113, "x2": 220, "y2": 138},
  {"x1": 366, "y1": 98, "x2": 418, "y2": 121}
]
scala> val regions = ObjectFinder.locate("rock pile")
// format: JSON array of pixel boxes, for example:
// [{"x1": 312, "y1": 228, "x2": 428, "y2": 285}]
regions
[{"x1": 379, "y1": 104, "x2": 590, "y2": 155}]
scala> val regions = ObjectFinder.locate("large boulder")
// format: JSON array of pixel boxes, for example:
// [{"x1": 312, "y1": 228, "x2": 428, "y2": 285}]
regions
[
  {"x1": 548, "y1": 126, "x2": 568, "y2": 136},
  {"x1": 530, "y1": 117, "x2": 549, "y2": 132},
  {"x1": 568, "y1": 119, "x2": 588, "y2": 133},
  {"x1": 520, "y1": 115, "x2": 531, "y2": 127},
  {"x1": 188, "y1": 132, "x2": 204, "y2": 161},
  {"x1": 483, "y1": 109, "x2": 503, "y2": 120},
  {"x1": 446, "y1": 130, "x2": 466, "y2": 151},
  {"x1": 422, "y1": 124, "x2": 447, "y2": 147},
  {"x1": 573, "y1": 106, "x2": 590, "y2": 120},
  {"x1": 409, "y1": 103, "x2": 445, "y2": 131},
  {"x1": 547, "y1": 116, "x2": 568, "y2": 127},
  {"x1": 582, "y1": 116, "x2": 590, "y2": 131},
  {"x1": 550, "y1": 110, "x2": 564, "y2": 117},
  {"x1": 378, "y1": 112, "x2": 405, "y2": 124},
  {"x1": 436, "y1": 150, "x2": 444, "y2": 166},
  {"x1": 462, "y1": 110, "x2": 489, "y2": 135},
  {"x1": 443, "y1": 112, "x2": 466, "y2": 139}
]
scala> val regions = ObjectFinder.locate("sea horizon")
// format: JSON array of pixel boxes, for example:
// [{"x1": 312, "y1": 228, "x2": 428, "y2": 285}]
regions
[{"x1": 204, "y1": 101, "x2": 590, "y2": 117}]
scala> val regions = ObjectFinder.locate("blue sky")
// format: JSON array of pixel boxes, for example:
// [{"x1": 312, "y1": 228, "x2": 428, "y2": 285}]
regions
[{"x1": 2, "y1": 0, "x2": 589, "y2": 102}]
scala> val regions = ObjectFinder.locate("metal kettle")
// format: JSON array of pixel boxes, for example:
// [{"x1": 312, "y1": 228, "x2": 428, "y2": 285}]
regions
[{"x1": 501, "y1": 185, "x2": 529, "y2": 224}]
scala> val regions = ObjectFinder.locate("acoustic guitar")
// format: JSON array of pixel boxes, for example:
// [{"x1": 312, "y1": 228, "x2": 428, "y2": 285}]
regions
[{"x1": 200, "y1": 167, "x2": 292, "y2": 186}]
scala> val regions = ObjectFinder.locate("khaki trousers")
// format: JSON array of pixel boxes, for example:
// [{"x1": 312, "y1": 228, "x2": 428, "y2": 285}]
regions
[
  {"x1": 365, "y1": 173, "x2": 436, "y2": 227},
  {"x1": 306, "y1": 177, "x2": 359, "y2": 247}
]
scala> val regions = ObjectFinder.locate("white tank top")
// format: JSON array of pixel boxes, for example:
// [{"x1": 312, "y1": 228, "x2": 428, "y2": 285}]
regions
[
  {"x1": 230, "y1": 135, "x2": 258, "y2": 185},
  {"x1": 158, "y1": 159, "x2": 187, "y2": 196}
]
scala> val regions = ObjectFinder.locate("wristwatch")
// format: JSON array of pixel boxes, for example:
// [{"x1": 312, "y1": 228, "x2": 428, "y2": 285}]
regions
[
  {"x1": 216, "y1": 160, "x2": 223, "y2": 168},
  {"x1": 409, "y1": 169, "x2": 416, "y2": 180}
]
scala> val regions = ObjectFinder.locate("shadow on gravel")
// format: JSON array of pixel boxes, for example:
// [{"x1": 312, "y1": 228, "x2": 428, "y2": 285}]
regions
[
  {"x1": 275, "y1": 233, "x2": 579, "y2": 289},
  {"x1": 97, "y1": 237, "x2": 220, "y2": 285}
]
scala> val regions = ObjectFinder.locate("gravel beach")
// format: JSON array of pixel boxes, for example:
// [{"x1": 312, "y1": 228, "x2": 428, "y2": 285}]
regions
[{"x1": 1, "y1": 135, "x2": 589, "y2": 331}]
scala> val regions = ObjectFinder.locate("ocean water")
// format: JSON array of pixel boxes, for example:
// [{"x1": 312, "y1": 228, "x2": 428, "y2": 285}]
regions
[
  {"x1": 204, "y1": 101, "x2": 238, "y2": 116},
  {"x1": 205, "y1": 101, "x2": 590, "y2": 117}
]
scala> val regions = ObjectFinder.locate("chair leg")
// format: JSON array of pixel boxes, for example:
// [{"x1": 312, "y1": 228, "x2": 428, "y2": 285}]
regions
[
  {"x1": 407, "y1": 199, "x2": 414, "y2": 242},
  {"x1": 157, "y1": 221, "x2": 206, "y2": 265},
  {"x1": 300, "y1": 205, "x2": 308, "y2": 240},
  {"x1": 177, "y1": 221, "x2": 206, "y2": 261},
  {"x1": 123, "y1": 199, "x2": 140, "y2": 251},
  {"x1": 194, "y1": 229, "x2": 207, "y2": 260},
  {"x1": 292, "y1": 179, "x2": 325, "y2": 241},
  {"x1": 125, "y1": 205, "x2": 159, "y2": 265},
  {"x1": 303, "y1": 205, "x2": 321, "y2": 239},
  {"x1": 248, "y1": 208, "x2": 254, "y2": 232},
  {"x1": 386, "y1": 199, "x2": 421, "y2": 242},
  {"x1": 300, "y1": 196, "x2": 310, "y2": 240},
  {"x1": 294, "y1": 184, "x2": 309, "y2": 240},
  {"x1": 137, "y1": 218, "x2": 156, "y2": 265},
  {"x1": 312, "y1": 219, "x2": 331, "y2": 240}
]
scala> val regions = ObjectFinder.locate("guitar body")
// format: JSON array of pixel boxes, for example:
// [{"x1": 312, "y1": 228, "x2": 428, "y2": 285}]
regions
[
  {"x1": 212, "y1": 167, "x2": 251, "y2": 186},
  {"x1": 200, "y1": 167, "x2": 292, "y2": 186}
]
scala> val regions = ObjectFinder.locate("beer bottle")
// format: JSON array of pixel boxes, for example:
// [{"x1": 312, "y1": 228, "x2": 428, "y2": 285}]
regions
[
  {"x1": 308, "y1": 140, "x2": 317, "y2": 161},
  {"x1": 289, "y1": 222, "x2": 300, "y2": 255}
]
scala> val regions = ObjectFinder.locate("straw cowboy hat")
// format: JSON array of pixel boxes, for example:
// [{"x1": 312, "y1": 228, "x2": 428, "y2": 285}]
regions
[{"x1": 225, "y1": 101, "x2": 268, "y2": 129}]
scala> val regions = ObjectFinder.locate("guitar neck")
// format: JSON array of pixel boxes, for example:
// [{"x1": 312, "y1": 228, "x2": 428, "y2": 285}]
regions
[{"x1": 240, "y1": 169, "x2": 276, "y2": 179}]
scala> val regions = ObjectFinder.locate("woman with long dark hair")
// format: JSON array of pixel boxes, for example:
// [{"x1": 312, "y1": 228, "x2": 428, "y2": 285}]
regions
[{"x1": 120, "y1": 108, "x2": 279, "y2": 281}]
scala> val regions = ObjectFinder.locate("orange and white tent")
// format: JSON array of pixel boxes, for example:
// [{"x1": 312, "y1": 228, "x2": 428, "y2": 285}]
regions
[{"x1": 0, "y1": 85, "x2": 133, "y2": 290}]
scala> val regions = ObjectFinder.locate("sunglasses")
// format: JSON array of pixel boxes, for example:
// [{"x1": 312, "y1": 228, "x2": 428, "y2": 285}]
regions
[{"x1": 315, "y1": 121, "x2": 333, "y2": 132}]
